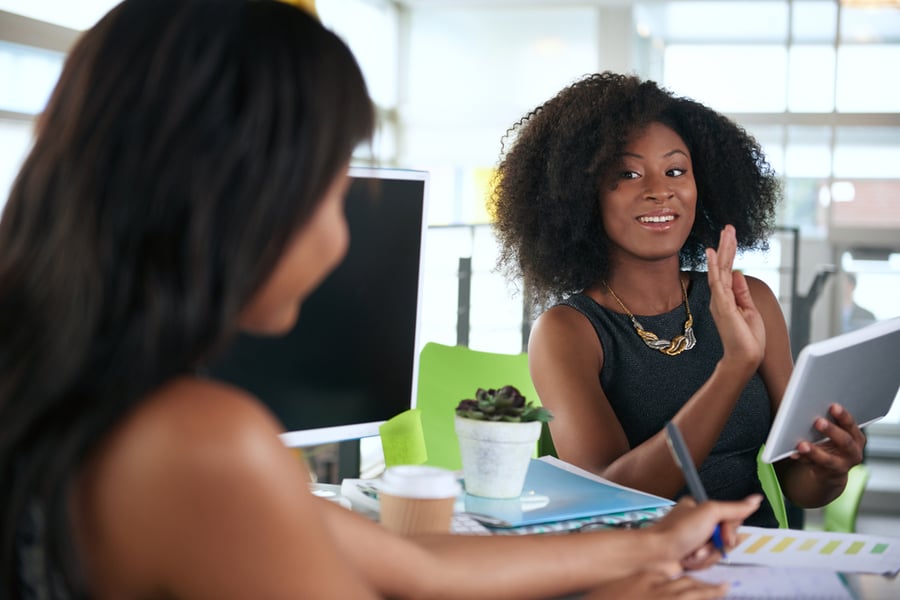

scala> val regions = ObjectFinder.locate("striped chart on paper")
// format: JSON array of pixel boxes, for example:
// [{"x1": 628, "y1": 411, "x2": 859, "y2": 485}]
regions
[{"x1": 725, "y1": 526, "x2": 900, "y2": 575}]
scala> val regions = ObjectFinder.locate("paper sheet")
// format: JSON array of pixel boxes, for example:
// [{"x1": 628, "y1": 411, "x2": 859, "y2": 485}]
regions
[
  {"x1": 724, "y1": 526, "x2": 900, "y2": 576},
  {"x1": 692, "y1": 564, "x2": 852, "y2": 599}
]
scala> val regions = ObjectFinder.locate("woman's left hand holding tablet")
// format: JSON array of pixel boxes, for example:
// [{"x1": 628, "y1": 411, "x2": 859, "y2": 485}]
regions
[{"x1": 793, "y1": 402, "x2": 866, "y2": 485}]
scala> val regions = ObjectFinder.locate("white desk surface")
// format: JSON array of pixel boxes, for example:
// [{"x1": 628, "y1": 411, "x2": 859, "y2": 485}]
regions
[{"x1": 313, "y1": 482, "x2": 900, "y2": 599}]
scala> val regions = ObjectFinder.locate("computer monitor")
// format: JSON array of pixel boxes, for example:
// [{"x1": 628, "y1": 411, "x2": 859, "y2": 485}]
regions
[{"x1": 207, "y1": 167, "x2": 429, "y2": 447}]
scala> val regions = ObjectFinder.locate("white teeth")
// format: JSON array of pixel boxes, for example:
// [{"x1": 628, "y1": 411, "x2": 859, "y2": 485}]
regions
[{"x1": 639, "y1": 215, "x2": 675, "y2": 223}]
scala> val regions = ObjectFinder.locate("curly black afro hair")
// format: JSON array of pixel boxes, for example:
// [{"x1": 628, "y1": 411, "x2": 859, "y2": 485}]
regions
[{"x1": 490, "y1": 71, "x2": 780, "y2": 309}]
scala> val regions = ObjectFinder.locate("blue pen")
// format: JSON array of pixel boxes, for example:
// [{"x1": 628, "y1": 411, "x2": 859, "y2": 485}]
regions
[{"x1": 664, "y1": 421, "x2": 726, "y2": 557}]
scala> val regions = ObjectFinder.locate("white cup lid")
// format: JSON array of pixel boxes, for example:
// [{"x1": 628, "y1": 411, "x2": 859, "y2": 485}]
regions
[{"x1": 378, "y1": 465, "x2": 462, "y2": 499}]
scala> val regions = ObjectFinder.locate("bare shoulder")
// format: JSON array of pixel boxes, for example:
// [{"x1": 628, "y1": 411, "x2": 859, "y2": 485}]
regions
[
  {"x1": 136, "y1": 376, "x2": 282, "y2": 451},
  {"x1": 90, "y1": 376, "x2": 290, "y2": 492},
  {"x1": 744, "y1": 275, "x2": 787, "y2": 322},
  {"x1": 744, "y1": 274, "x2": 777, "y2": 301},
  {"x1": 74, "y1": 376, "x2": 336, "y2": 597},
  {"x1": 529, "y1": 302, "x2": 604, "y2": 383},
  {"x1": 530, "y1": 303, "x2": 599, "y2": 350}
]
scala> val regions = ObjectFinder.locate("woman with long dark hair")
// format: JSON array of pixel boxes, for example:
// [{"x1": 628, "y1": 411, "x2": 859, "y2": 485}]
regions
[{"x1": 0, "y1": 3, "x2": 761, "y2": 598}]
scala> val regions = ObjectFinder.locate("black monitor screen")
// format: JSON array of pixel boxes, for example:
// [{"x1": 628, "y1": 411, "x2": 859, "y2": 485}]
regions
[{"x1": 207, "y1": 168, "x2": 427, "y2": 447}]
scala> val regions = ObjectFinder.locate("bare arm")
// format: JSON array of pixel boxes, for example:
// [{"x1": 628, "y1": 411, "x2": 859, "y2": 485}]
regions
[
  {"x1": 528, "y1": 302, "x2": 632, "y2": 477},
  {"x1": 319, "y1": 492, "x2": 762, "y2": 599},
  {"x1": 76, "y1": 376, "x2": 762, "y2": 600}
]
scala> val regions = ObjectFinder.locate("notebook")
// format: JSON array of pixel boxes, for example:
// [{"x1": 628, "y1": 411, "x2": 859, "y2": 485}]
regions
[
  {"x1": 458, "y1": 456, "x2": 673, "y2": 528},
  {"x1": 762, "y1": 317, "x2": 900, "y2": 463}
]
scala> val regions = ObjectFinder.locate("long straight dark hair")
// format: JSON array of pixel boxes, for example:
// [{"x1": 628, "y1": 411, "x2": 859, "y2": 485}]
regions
[{"x1": 0, "y1": 0, "x2": 374, "y2": 596}]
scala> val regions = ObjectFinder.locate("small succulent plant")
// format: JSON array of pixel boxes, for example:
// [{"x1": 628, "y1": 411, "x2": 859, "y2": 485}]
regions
[{"x1": 455, "y1": 385, "x2": 553, "y2": 423}]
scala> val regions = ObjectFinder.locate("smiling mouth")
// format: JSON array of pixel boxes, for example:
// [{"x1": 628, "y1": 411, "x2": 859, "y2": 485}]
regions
[{"x1": 638, "y1": 215, "x2": 675, "y2": 223}]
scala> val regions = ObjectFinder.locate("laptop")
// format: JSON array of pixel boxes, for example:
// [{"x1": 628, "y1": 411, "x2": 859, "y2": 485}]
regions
[{"x1": 761, "y1": 317, "x2": 900, "y2": 463}]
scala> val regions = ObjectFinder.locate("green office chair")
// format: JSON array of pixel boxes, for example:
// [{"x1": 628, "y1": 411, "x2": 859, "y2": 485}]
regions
[
  {"x1": 757, "y1": 445, "x2": 871, "y2": 532},
  {"x1": 823, "y1": 463, "x2": 871, "y2": 533},
  {"x1": 414, "y1": 341, "x2": 552, "y2": 471},
  {"x1": 757, "y1": 446, "x2": 790, "y2": 529}
]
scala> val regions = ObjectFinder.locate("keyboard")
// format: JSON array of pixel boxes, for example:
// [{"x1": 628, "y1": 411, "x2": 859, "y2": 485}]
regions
[{"x1": 451, "y1": 513, "x2": 492, "y2": 535}]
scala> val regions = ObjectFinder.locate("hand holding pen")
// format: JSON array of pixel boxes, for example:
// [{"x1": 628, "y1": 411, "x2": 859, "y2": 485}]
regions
[{"x1": 664, "y1": 421, "x2": 727, "y2": 557}]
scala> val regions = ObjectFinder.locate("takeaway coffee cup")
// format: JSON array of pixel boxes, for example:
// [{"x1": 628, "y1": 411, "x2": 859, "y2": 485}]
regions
[{"x1": 378, "y1": 465, "x2": 461, "y2": 535}]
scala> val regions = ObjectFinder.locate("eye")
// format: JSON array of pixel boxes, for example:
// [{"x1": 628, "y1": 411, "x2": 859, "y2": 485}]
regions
[
  {"x1": 619, "y1": 170, "x2": 640, "y2": 180},
  {"x1": 667, "y1": 167, "x2": 687, "y2": 177}
]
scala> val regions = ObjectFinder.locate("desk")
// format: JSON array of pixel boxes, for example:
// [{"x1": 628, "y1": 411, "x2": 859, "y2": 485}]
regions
[
  {"x1": 316, "y1": 483, "x2": 900, "y2": 599},
  {"x1": 554, "y1": 571, "x2": 900, "y2": 600},
  {"x1": 843, "y1": 571, "x2": 900, "y2": 599}
]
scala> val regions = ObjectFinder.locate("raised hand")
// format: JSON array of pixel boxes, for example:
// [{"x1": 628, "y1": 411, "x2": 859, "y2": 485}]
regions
[{"x1": 705, "y1": 225, "x2": 766, "y2": 373}]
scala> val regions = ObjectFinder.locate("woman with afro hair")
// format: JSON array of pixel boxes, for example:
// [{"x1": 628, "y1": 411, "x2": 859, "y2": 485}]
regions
[{"x1": 491, "y1": 72, "x2": 865, "y2": 528}]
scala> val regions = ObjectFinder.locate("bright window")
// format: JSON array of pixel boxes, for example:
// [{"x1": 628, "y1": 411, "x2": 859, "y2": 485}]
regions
[
  {"x1": 0, "y1": 118, "x2": 33, "y2": 211},
  {"x1": 318, "y1": 0, "x2": 398, "y2": 109},
  {"x1": 787, "y1": 45, "x2": 835, "y2": 113},
  {"x1": 0, "y1": 0, "x2": 116, "y2": 30},
  {"x1": 663, "y1": 45, "x2": 787, "y2": 113},
  {"x1": 784, "y1": 126, "x2": 833, "y2": 179},
  {"x1": 0, "y1": 41, "x2": 64, "y2": 115},
  {"x1": 791, "y1": 1, "x2": 837, "y2": 43},
  {"x1": 651, "y1": 1, "x2": 788, "y2": 42},
  {"x1": 836, "y1": 45, "x2": 900, "y2": 112},
  {"x1": 840, "y1": 251, "x2": 900, "y2": 427},
  {"x1": 833, "y1": 127, "x2": 900, "y2": 179}
]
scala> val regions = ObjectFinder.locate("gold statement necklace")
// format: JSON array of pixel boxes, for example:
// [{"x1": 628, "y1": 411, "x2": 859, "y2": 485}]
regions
[{"x1": 604, "y1": 277, "x2": 696, "y2": 356}]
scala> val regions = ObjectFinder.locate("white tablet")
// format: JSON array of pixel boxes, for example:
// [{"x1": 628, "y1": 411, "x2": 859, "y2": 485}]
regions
[{"x1": 761, "y1": 317, "x2": 900, "y2": 463}]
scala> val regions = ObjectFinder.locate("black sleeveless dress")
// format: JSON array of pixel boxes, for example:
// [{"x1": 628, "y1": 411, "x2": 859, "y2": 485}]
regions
[{"x1": 560, "y1": 272, "x2": 778, "y2": 527}]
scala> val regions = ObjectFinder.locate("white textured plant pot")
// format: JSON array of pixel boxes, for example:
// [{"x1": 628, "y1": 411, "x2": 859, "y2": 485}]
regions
[{"x1": 455, "y1": 416, "x2": 541, "y2": 499}]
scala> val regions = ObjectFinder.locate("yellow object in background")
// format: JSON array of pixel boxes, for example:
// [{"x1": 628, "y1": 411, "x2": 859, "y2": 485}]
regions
[
  {"x1": 379, "y1": 409, "x2": 428, "y2": 468},
  {"x1": 472, "y1": 167, "x2": 496, "y2": 224},
  {"x1": 279, "y1": 0, "x2": 317, "y2": 17}
]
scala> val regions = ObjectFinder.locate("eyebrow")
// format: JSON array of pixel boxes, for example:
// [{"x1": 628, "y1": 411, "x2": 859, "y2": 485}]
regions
[{"x1": 620, "y1": 149, "x2": 689, "y2": 160}]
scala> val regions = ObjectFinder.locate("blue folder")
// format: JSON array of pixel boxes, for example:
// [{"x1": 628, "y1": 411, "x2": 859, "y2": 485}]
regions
[{"x1": 460, "y1": 457, "x2": 673, "y2": 528}]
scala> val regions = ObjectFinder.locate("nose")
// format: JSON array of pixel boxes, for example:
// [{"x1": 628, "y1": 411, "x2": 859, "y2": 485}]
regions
[{"x1": 643, "y1": 173, "x2": 673, "y2": 203}]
